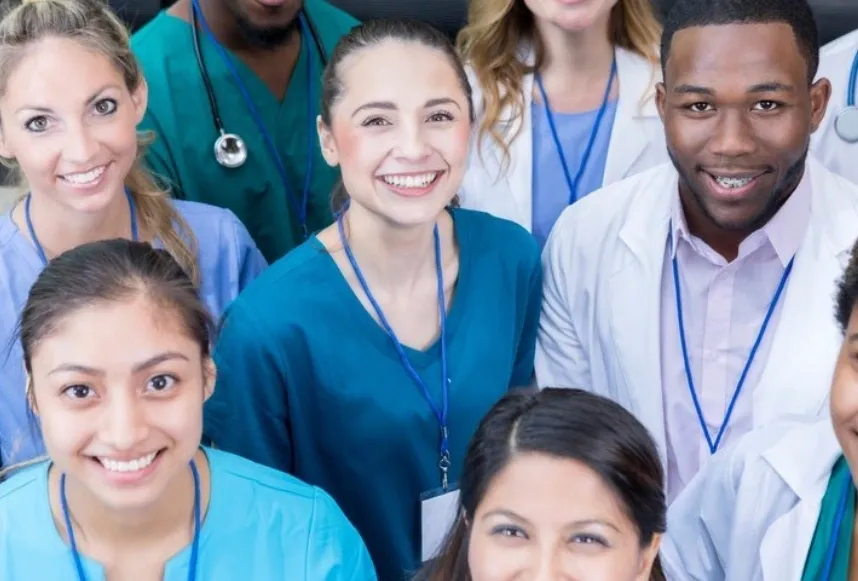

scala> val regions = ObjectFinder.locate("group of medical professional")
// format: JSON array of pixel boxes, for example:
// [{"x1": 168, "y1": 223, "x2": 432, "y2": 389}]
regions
[{"x1": 2, "y1": 0, "x2": 858, "y2": 576}]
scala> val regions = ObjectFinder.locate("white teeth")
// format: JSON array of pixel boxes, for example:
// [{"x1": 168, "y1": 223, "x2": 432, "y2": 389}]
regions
[
  {"x1": 715, "y1": 175, "x2": 754, "y2": 189},
  {"x1": 98, "y1": 451, "x2": 157, "y2": 473},
  {"x1": 62, "y1": 165, "x2": 106, "y2": 185},
  {"x1": 381, "y1": 172, "x2": 439, "y2": 188}
]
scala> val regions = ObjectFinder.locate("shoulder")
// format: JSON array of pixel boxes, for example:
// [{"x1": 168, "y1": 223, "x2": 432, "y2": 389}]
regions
[
  {"x1": 174, "y1": 200, "x2": 247, "y2": 238},
  {"x1": 820, "y1": 29, "x2": 858, "y2": 63},
  {"x1": 131, "y1": 12, "x2": 184, "y2": 63},
  {"x1": 0, "y1": 462, "x2": 47, "y2": 515},
  {"x1": 454, "y1": 208, "x2": 539, "y2": 267},
  {"x1": 305, "y1": 0, "x2": 359, "y2": 38}
]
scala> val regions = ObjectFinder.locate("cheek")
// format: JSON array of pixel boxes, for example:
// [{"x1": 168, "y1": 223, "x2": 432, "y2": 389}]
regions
[
  {"x1": 468, "y1": 535, "x2": 520, "y2": 581},
  {"x1": 435, "y1": 124, "x2": 471, "y2": 171},
  {"x1": 831, "y1": 356, "x2": 858, "y2": 425}
]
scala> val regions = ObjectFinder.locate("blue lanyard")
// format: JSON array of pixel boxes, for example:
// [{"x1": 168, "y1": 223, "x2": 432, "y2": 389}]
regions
[
  {"x1": 25, "y1": 188, "x2": 138, "y2": 266},
  {"x1": 534, "y1": 57, "x2": 616, "y2": 205},
  {"x1": 821, "y1": 468, "x2": 852, "y2": 581},
  {"x1": 336, "y1": 213, "x2": 452, "y2": 490},
  {"x1": 671, "y1": 227, "x2": 795, "y2": 453},
  {"x1": 61, "y1": 459, "x2": 201, "y2": 581},
  {"x1": 192, "y1": 0, "x2": 315, "y2": 238}
]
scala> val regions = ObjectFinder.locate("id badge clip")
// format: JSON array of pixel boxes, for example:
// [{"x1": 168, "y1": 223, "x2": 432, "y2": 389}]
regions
[{"x1": 420, "y1": 448, "x2": 458, "y2": 562}]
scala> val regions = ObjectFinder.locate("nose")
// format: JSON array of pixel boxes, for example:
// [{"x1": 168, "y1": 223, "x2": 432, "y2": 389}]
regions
[
  {"x1": 531, "y1": 546, "x2": 563, "y2": 581},
  {"x1": 63, "y1": 120, "x2": 99, "y2": 165},
  {"x1": 98, "y1": 390, "x2": 149, "y2": 451},
  {"x1": 394, "y1": 120, "x2": 431, "y2": 161},
  {"x1": 708, "y1": 109, "x2": 757, "y2": 159}
]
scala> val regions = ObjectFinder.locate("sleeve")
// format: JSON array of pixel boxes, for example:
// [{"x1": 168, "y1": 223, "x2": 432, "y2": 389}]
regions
[
  {"x1": 306, "y1": 487, "x2": 378, "y2": 581},
  {"x1": 533, "y1": 219, "x2": 591, "y2": 390},
  {"x1": 510, "y1": 239, "x2": 543, "y2": 387},
  {"x1": 138, "y1": 109, "x2": 184, "y2": 198},
  {"x1": 203, "y1": 300, "x2": 293, "y2": 473},
  {"x1": 228, "y1": 211, "x2": 268, "y2": 291}
]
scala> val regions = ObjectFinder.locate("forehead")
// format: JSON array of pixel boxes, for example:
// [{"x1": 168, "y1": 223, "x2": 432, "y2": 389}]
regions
[
  {"x1": 665, "y1": 22, "x2": 807, "y2": 88},
  {"x1": 30, "y1": 295, "x2": 196, "y2": 368},
  {"x1": 4, "y1": 36, "x2": 122, "y2": 105},
  {"x1": 333, "y1": 39, "x2": 463, "y2": 107}
]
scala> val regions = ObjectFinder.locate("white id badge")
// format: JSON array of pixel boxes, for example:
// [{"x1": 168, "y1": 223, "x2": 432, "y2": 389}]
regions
[{"x1": 420, "y1": 487, "x2": 460, "y2": 562}]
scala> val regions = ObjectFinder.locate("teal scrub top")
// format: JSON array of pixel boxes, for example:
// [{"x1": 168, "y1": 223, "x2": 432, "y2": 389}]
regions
[
  {"x1": 131, "y1": 0, "x2": 359, "y2": 262},
  {"x1": 0, "y1": 447, "x2": 376, "y2": 580},
  {"x1": 801, "y1": 455, "x2": 855, "y2": 581},
  {"x1": 204, "y1": 209, "x2": 543, "y2": 581}
]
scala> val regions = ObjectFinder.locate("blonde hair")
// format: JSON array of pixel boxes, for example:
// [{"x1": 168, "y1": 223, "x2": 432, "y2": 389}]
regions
[
  {"x1": 0, "y1": 0, "x2": 199, "y2": 284},
  {"x1": 457, "y1": 0, "x2": 662, "y2": 169}
]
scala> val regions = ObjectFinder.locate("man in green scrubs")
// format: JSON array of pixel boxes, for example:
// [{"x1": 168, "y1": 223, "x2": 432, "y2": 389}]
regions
[{"x1": 132, "y1": 0, "x2": 358, "y2": 262}]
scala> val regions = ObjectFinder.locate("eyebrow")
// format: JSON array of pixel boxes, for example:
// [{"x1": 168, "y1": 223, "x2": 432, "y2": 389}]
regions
[
  {"x1": 15, "y1": 83, "x2": 121, "y2": 115},
  {"x1": 482, "y1": 510, "x2": 620, "y2": 532},
  {"x1": 47, "y1": 351, "x2": 189, "y2": 376},
  {"x1": 351, "y1": 97, "x2": 462, "y2": 118},
  {"x1": 672, "y1": 82, "x2": 794, "y2": 96}
]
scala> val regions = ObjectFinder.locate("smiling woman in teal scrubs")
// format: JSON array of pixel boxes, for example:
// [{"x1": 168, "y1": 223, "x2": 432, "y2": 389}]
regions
[
  {"x1": 205, "y1": 19, "x2": 542, "y2": 581},
  {"x1": 132, "y1": 0, "x2": 358, "y2": 261},
  {"x1": 0, "y1": 239, "x2": 374, "y2": 580}
]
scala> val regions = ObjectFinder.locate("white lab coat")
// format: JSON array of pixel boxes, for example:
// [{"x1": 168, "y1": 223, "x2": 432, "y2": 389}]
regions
[
  {"x1": 660, "y1": 418, "x2": 840, "y2": 580},
  {"x1": 535, "y1": 159, "x2": 858, "y2": 477},
  {"x1": 459, "y1": 46, "x2": 669, "y2": 230},
  {"x1": 811, "y1": 29, "x2": 858, "y2": 183}
]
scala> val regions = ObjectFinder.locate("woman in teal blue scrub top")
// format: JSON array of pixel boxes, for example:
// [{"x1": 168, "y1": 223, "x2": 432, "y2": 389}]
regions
[
  {"x1": 0, "y1": 0, "x2": 265, "y2": 469},
  {"x1": 205, "y1": 19, "x2": 543, "y2": 581},
  {"x1": 0, "y1": 239, "x2": 375, "y2": 581}
]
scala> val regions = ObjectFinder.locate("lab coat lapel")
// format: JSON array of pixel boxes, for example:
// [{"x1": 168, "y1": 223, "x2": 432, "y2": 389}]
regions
[
  {"x1": 507, "y1": 69, "x2": 535, "y2": 227},
  {"x1": 752, "y1": 162, "x2": 858, "y2": 426},
  {"x1": 602, "y1": 48, "x2": 660, "y2": 184},
  {"x1": 608, "y1": 168, "x2": 675, "y2": 466},
  {"x1": 759, "y1": 421, "x2": 839, "y2": 580}
]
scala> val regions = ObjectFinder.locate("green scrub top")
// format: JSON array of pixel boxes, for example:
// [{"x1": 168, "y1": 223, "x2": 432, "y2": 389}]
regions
[
  {"x1": 204, "y1": 208, "x2": 543, "y2": 581},
  {"x1": 131, "y1": 0, "x2": 359, "y2": 262},
  {"x1": 802, "y1": 455, "x2": 855, "y2": 581}
]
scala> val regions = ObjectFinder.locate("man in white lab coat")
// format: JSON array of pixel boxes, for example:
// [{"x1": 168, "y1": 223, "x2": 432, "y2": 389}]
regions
[{"x1": 536, "y1": 0, "x2": 857, "y2": 502}]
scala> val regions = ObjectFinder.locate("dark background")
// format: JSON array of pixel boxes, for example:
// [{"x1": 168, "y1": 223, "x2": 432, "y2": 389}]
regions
[{"x1": 113, "y1": 0, "x2": 858, "y2": 45}]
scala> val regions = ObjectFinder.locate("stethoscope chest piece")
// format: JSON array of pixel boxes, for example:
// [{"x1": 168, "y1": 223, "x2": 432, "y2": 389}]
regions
[
  {"x1": 836, "y1": 106, "x2": 858, "y2": 143},
  {"x1": 214, "y1": 131, "x2": 248, "y2": 168}
]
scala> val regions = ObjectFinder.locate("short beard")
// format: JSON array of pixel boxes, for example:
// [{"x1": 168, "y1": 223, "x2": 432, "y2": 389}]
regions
[{"x1": 229, "y1": 5, "x2": 299, "y2": 50}]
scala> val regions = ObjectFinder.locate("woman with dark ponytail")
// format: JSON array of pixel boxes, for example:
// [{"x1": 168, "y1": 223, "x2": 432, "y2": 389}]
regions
[{"x1": 419, "y1": 388, "x2": 666, "y2": 581}]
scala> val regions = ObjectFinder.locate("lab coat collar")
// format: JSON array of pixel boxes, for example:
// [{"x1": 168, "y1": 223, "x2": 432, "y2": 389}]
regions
[{"x1": 762, "y1": 418, "x2": 840, "y2": 501}]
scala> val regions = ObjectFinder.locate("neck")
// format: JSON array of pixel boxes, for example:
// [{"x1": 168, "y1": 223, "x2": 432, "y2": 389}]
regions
[
  {"x1": 535, "y1": 15, "x2": 615, "y2": 88},
  {"x1": 340, "y1": 204, "x2": 442, "y2": 292},
  {"x1": 18, "y1": 188, "x2": 133, "y2": 260},
  {"x1": 678, "y1": 191, "x2": 746, "y2": 262},
  {"x1": 54, "y1": 453, "x2": 206, "y2": 551}
]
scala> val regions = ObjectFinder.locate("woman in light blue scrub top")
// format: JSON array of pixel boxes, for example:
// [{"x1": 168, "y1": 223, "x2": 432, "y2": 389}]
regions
[
  {"x1": 0, "y1": 0, "x2": 266, "y2": 468},
  {"x1": 0, "y1": 239, "x2": 374, "y2": 580}
]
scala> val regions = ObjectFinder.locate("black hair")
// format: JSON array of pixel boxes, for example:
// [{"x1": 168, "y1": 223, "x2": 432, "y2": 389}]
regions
[
  {"x1": 417, "y1": 388, "x2": 667, "y2": 581},
  {"x1": 20, "y1": 239, "x2": 214, "y2": 380},
  {"x1": 320, "y1": 18, "x2": 474, "y2": 214},
  {"x1": 660, "y1": 0, "x2": 819, "y2": 83},
  {"x1": 835, "y1": 238, "x2": 858, "y2": 334}
]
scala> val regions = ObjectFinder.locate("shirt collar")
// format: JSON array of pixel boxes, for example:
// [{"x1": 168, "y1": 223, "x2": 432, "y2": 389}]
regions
[{"x1": 669, "y1": 166, "x2": 812, "y2": 266}]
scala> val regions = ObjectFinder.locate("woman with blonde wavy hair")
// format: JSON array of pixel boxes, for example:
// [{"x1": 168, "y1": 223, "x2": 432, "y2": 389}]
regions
[
  {"x1": 0, "y1": 0, "x2": 266, "y2": 469},
  {"x1": 458, "y1": 0, "x2": 669, "y2": 247}
]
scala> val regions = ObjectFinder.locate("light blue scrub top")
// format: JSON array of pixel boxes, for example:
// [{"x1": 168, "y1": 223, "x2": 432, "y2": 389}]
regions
[
  {"x1": 0, "y1": 200, "x2": 266, "y2": 466},
  {"x1": 531, "y1": 100, "x2": 618, "y2": 248},
  {"x1": 0, "y1": 447, "x2": 377, "y2": 580}
]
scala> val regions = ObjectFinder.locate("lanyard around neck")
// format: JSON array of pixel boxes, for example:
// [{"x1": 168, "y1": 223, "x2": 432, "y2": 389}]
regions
[
  {"x1": 25, "y1": 188, "x2": 139, "y2": 266},
  {"x1": 534, "y1": 56, "x2": 617, "y2": 205},
  {"x1": 670, "y1": 224, "x2": 794, "y2": 453},
  {"x1": 60, "y1": 459, "x2": 202, "y2": 581},
  {"x1": 337, "y1": 211, "x2": 452, "y2": 490}
]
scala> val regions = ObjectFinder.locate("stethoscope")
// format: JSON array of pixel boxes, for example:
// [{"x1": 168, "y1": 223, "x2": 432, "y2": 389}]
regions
[
  {"x1": 190, "y1": 0, "x2": 328, "y2": 234},
  {"x1": 834, "y1": 49, "x2": 858, "y2": 142}
]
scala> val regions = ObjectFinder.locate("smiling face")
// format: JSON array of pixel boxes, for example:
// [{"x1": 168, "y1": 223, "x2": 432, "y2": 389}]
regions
[
  {"x1": 28, "y1": 291, "x2": 214, "y2": 512},
  {"x1": 656, "y1": 22, "x2": 829, "y2": 237},
  {"x1": 467, "y1": 453, "x2": 660, "y2": 581},
  {"x1": 831, "y1": 307, "x2": 858, "y2": 481},
  {"x1": 317, "y1": 39, "x2": 472, "y2": 228},
  {"x1": 522, "y1": 0, "x2": 619, "y2": 33},
  {"x1": 0, "y1": 35, "x2": 146, "y2": 216}
]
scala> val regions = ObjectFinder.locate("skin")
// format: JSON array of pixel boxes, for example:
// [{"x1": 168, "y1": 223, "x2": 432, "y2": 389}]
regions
[
  {"x1": 467, "y1": 453, "x2": 661, "y2": 581},
  {"x1": 656, "y1": 22, "x2": 830, "y2": 261},
  {"x1": 28, "y1": 294, "x2": 215, "y2": 580},
  {"x1": 0, "y1": 36, "x2": 146, "y2": 245},
  {"x1": 523, "y1": 0, "x2": 619, "y2": 33}
]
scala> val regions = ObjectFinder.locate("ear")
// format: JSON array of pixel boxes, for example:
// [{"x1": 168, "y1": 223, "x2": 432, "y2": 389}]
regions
[
  {"x1": 809, "y1": 77, "x2": 832, "y2": 134},
  {"x1": 656, "y1": 82, "x2": 667, "y2": 124},
  {"x1": 317, "y1": 115, "x2": 339, "y2": 167},
  {"x1": 202, "y1": 358, "x2": 216, "y2": 402},
  {"x1": 24, "y1": 371, "x2": 39, "y2": 416},
  {"x1": 131, "y1": 77, "x2": 149, "y2": 126},
  {"x1": 634, "y1": 534, "x2": 663, "y2": 581}
]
